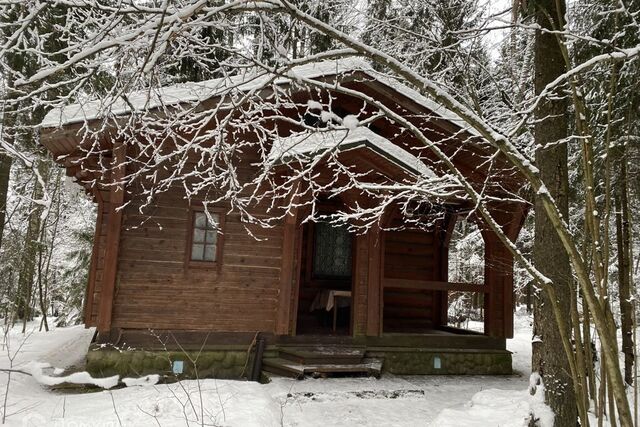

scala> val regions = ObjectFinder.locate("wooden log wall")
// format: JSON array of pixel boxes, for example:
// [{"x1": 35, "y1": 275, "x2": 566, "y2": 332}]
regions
[
  {"x1": 107, "y1": 188, "x2": 284, "y2": 332},
  {"x1": 382, "y1": 229, "x2": 439, "y2": 332},
  {"x1": 85, "y1": 199, "x2": 108, "y2": 326}
]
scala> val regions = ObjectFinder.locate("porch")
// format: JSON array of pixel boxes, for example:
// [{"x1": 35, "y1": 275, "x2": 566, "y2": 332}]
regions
[{"x1": 278, "y1": 210, "x2": 519, "y2": 342}]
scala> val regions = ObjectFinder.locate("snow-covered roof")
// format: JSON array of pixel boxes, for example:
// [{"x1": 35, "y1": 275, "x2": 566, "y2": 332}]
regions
[
  {"x1": 41, "y1": 58, "x2": 474, "y2": 136},
  {"x1": 269, "y1": 127, "x2": 436, "y2": 179}
]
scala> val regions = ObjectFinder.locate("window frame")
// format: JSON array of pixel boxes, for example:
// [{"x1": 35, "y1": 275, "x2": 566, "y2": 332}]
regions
[{"x1": 186, "y1": 206, "x2": 225, "y2": 270}]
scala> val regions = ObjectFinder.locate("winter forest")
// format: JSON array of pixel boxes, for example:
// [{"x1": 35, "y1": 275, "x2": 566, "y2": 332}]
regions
[{"x1": 0, "y1": 0, "x2": 639, "y2": 426}]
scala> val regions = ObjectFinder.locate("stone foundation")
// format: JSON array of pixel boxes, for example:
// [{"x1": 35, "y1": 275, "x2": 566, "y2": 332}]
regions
[
  {"x1": 371, "y1": 348, "x2": 512, "y2": 375},
  {"x1": 85, "y1": 345, "x2": 275, "y2": 380},
  {"x1": 86, "y1": 344, "x2": 511, "y2": 379}
]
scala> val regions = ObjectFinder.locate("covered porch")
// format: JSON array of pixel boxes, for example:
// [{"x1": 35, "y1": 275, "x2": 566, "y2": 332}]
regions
[{"x1": 272, "y1": 129, "x2": 526, "y2": 345}]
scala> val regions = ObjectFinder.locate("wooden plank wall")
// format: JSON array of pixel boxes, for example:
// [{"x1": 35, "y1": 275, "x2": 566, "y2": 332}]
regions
[
  {"x1": 106, "y1": 187, "x2": 284, "y2": 332},
  {"x1": 383, "y1": 229, "x2": 438, "y2": 332},
  {"x1": 86, "y1": 201, "x2": 109, "y2": 326}
]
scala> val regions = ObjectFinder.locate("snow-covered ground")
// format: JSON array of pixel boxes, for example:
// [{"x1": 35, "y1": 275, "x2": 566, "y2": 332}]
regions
[{"x1": 0, "y1": 312, "x2": 547, "y2": 426}]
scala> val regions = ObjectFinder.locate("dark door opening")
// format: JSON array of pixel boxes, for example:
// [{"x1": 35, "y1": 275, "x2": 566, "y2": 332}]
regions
[{"x1": 296, "y1": 221, "x2": 354, "y2": 335}]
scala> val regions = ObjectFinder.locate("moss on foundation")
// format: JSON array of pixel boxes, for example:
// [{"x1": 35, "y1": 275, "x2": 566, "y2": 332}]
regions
[
  {"x1": 86, "y1": 347, "x2": 250, "y2": 380},
  {"x1": 375, "y1": 349, "x2": 512, "y2": 375},
  {"x1": 86, "y1": 345, "x2": 511, "y2": 379}
]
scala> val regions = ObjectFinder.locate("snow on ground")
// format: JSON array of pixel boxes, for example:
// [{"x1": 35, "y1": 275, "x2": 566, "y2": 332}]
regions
[{"x1": 0, "y1": 313, "x2": 542, "y2": 426}]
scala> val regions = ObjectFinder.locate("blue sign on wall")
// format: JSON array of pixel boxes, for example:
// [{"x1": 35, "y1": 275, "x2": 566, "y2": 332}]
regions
[
  {"x1": 433, "y1": 356, "x2": 441, "y2": 369},
  {"x1": 172, "y1": 360, "x2": 184, "y2": 374}
]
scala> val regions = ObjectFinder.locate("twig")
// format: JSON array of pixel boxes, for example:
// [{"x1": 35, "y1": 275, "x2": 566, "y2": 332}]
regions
[
  {"x1": 241, "y1": 332, "x2": 259, "y2": 379},
  {"x1": 109, "y1": 391, "x2": 122, "y2": 427}
]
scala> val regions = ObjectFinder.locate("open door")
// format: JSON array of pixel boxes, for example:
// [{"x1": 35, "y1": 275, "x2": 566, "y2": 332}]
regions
[{"x1": 295, "y1": 221, "x2": 354, "y2": 335}]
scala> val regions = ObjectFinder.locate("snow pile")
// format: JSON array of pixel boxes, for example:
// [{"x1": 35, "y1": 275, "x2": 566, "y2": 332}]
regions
[
  {"x1": 23, "y1": 361, "x2": 119, "y2": 389},
  {"x1": 0, "y1": 316, "x2": 542, "y2": 426},
  {"x1": 430, "y1": 375, "x2": 554, "y2": 427},
  {"x1": 342, "y1": 114, "x2": 359, "y2": 130},
  {"x1": 122, "y1": 374, "x2": 160, "y2": 387}
]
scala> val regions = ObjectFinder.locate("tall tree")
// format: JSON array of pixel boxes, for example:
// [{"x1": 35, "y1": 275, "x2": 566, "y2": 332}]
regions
[{"x1": 530, "y1": 0, "x2": 577, "y2": 425}]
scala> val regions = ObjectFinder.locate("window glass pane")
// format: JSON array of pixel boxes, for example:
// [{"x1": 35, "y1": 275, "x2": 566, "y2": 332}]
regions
[
  {"x1": 194, "y1": 212, "x2": 207, "y2": 228},
  {"x1": 205, "y1": 230, "x2": 217, "y2": 244},
  {"x1": 204, "y1": 244, "x2": 216, "y2": 261},
  {"x1": 191, "y1": 243, "x2": 204, "y2": 261},
  {"x1": 193, "y1": 228, "x2": 205, "y2": 243},
  {"x1": 313, "y1": 222, "x2": 352, "y2": 277}
]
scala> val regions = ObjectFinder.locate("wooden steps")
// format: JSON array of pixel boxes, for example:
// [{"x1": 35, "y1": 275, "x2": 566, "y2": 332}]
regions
[
  {"x1": 262, "y1": 346, "x2": 382, "y2": 379},
  {"x1": 280, "y1": 346, "x2": 365, "y2": 365}
]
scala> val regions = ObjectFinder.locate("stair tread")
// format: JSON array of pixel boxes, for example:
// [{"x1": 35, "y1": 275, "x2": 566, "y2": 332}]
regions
[
  {"x1": 262, "y1": 358, "x2": 306, "y2": 374},
  {"x1": 262, "y1": 357, "x2": 383, "y2": 374},
  {"x1": 280, "y1": 346, "x2": 366, "y2": 358}
]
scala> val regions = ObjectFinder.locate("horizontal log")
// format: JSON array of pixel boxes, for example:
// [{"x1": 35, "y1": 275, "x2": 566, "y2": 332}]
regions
[
  {"x1": 383, "y1": 307, "x2": 433, "y2": 319},
  {"x1": 383, "y1": 267, "x2": 436, "y2": 281},
  {"x1": 384, "y1": 278, "x2": 487, "y2": 293},
  {"x1": 383, "y1": 292, "x2": 435, "y2": 308},
  {"x1": 384, "y1": 253, "x2": 435, "y2": 268},
  {"x1": 384, "y1": 241, "x2": 435, "y2": 256},
  {"x1": 384, "y1": 231, "x2": 435, "y2": 245}
]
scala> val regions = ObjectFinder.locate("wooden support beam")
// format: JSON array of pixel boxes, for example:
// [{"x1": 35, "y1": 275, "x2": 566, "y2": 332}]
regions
[
  {"x1": 437, "y1": 213, "x2": 458, "y2": 328},
  {"x1": 480, "y1": 201, "x2": 527, "y2": 339},
  {"x1": 276, "y1": 184, "x2": 302, "y2": 336},
  {"x1": 366, "y1": 224, "x2": 382, "y2": 336},
  {"x1": 276, "y1": 209, "x2": 298, "y2": 335},
  {"x1": 483, "y1": 237, "x2": 514, "y2": 338},
  {"x1": 83, "y1": 191, "x2": 103, "y2": 327},
  {"x1": 352, "y1": 233, "x2": 369, "y2": 336},
  {"x1": 383, "y1": 278, "x2": 487, "y2": 293},
  {"x1": 97, "y1": 143, "x2": 126, "y2": 333}
]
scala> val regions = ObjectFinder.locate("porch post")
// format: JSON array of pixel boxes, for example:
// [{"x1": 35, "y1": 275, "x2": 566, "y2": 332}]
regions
[
  {"x1": 276, "y1": 209, "x2": 298, "y2": 335},
  {"x1": 97, "y1": 141, "x2": 126, "y2": 334},
  {"x1": 83, "y1": 191, "x2": 104, "y2": 326},
  {"x1": 483, "y1": 233, "x2": 514, "y2": 338},
  {"x1": 482, "y1": 201, "x2": 528, "y2": 338},
  {"x1": 366, "y1": 224, "x2": 383, "y2": 336}
]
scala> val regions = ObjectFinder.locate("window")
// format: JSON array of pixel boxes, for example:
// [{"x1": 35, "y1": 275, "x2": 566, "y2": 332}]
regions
[
  {"x1": 312, "y1": 222, "x2": 352, "y2": 277},
  {"x1": 189, "y1": 210, "x2": 222, "y2": 264}
]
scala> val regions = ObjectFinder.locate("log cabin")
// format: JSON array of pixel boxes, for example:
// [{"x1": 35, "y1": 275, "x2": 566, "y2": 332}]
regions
[{"x1": 40, "y1": 59, "x2": 529, "y2": 379}]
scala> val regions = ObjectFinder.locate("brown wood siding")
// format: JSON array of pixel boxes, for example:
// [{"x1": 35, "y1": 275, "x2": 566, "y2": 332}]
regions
[
  {"x1": 383, "y1": 229, "x2": 438, "y2": 332},
  {"x1": 87, "y1": 202, "x2": 109, "y2": 326},
  {"x1": 110, "y1": 189, "x2": 284, "y2": 333}
]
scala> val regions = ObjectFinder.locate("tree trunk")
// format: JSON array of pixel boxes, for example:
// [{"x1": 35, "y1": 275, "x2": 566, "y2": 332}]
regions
[
  {"x1": 0, "y1": 153, "x2": 11, "y2": 251},
  {"x1": 530, "y1": 0, "x2": 577, "y2": 425},
  {"x1": 16, "y1": 160, "x2": 49, "y2": 331},
  {"x1": 615, "y1": 148, "x2": 634, "y2": 386}
]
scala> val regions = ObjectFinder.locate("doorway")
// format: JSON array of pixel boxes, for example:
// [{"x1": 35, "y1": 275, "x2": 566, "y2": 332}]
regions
[{"x1": 295, "y1": 221, "x2": 354, "y2": 335}]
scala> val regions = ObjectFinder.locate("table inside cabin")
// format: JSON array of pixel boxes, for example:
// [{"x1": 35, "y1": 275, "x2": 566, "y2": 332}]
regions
[{"x1": 309, "y1": 290, "x2": 352, "y2": 332}]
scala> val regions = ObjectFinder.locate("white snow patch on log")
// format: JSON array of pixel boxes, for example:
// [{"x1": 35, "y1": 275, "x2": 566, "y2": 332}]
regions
[
  {"x1": 24, "y1": 362, "x2": 119, "y2": 389},
  {"x1": 122, "y1": 374, "x2": 160, "y2": 387}
]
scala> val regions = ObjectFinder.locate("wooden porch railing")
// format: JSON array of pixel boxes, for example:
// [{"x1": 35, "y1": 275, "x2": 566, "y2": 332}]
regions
[{"x1": 383, "y1": 278, "x2": 487, "y2": 293}]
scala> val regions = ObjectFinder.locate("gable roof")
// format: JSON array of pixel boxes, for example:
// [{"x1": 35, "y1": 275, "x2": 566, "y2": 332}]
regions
[
  {"x1": 269, "y1": 127, "x2": 436, "y2": 179},
  {"x1": 40, "y1": 58, "x2": 476, "y2": 138}
]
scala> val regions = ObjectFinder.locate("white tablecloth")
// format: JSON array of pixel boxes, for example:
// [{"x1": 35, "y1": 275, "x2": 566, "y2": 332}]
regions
[{"x1": 310, "y1": 290, "x2": 352, "y2": 312}]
